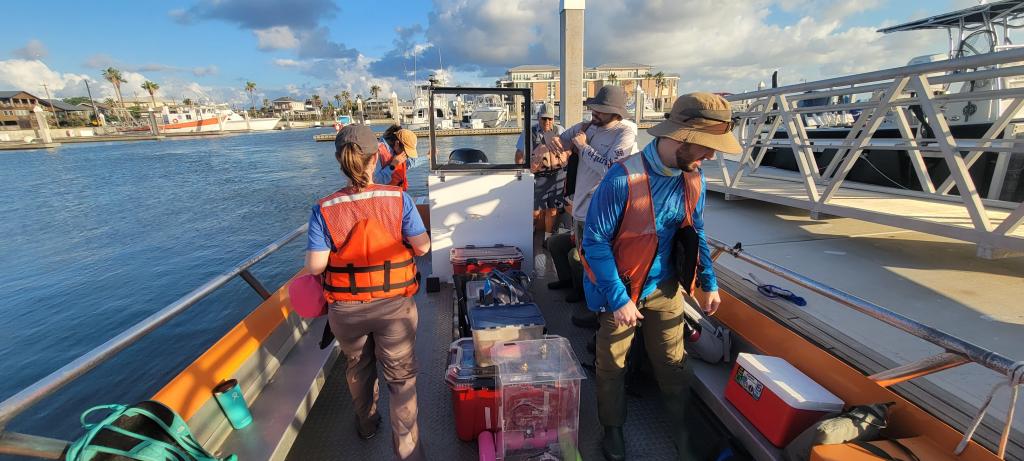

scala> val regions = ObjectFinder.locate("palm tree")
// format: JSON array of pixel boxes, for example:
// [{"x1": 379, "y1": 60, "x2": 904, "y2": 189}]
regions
[
  {"x1": 102, "y1": 67, "x2": 127, "y2": 116},
  {"x1": 311, "y1": 94, "x2": 322, "y2": 119},
  {"x1": 370, "y1": 85, "x2": 381, "y2": 100},
  {"x1": 182, "y1": 98, "x2": 193, "y2": 106},
  {"x1": 140, "y1": 81, "x2": 160, "y2": 109},
  {"x1": 334, "y1": 93, "x2": 343, "y2": 110},
  {"x1": 608, "y1": 73, "x2": 619, "y2": 86},
  {"x1": 244, "y1": 81, "x2": 257, "y2": 111},
  {"x1": 653, "y1": 71, "x2": 665, "y2": 111},
  {"x1": 341, "y1": 91, "x2": 351, "y2": 114}
]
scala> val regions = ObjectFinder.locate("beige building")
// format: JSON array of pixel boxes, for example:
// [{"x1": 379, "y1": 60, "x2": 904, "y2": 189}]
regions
[{"x1": 497, "y1": 63, "x2": 679, "y2": 113}]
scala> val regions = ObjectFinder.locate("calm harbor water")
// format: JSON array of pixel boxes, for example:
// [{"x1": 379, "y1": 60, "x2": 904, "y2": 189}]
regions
[{"x1": 0, "y1": 128, "x2": 521, "y2": 442}]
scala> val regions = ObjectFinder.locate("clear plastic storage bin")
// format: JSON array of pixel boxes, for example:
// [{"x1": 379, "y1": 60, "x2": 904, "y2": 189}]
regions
[
  {"x1": 468, "y1": 303, "x2": 545, "y2": 367},
  {"x1": 490, "y1": 337, "x2": 586, "y2": 461}
]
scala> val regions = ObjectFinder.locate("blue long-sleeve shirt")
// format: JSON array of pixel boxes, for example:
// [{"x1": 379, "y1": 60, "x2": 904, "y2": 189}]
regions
[{"x1": 581, "y1": 139, "x2": 718, "y2": 312}]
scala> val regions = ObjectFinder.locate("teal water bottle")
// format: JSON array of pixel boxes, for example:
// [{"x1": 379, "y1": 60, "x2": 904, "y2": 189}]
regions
[{"x1": 213, "y1": 379, "x2": 253, "y2": 430}]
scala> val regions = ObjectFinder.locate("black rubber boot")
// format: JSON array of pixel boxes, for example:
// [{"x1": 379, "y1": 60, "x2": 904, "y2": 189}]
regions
[
  {"x1": 547, "y1": 279, "x2": 573, "y2": 290},
  {"x1": 571, "y1": 303, "x2": 599, "y2": 329},
  {"x1": 601, "y1": 426, "x2": 626, "y2": 461},
  {"x1": 356, "y1": 413, "x2": 381, "y2": 440}
]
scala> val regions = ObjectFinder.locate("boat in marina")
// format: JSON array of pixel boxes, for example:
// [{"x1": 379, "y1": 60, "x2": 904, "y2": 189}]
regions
[
  {"x1": 746, "y1": 0, "x2": 1024, "y2": 200},
  {"x1": 159, "y1": 105, "x2": 281, "y2": 133},
  {"x1": 1, "y1": 84, "x2": 1021, "y2": 461}
]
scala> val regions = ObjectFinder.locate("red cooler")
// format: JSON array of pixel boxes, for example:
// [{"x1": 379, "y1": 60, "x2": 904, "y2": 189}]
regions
[
  {"x1": 445, "y1": 338, "x2": 499, "y2": 441},
  {"x1": 725, "y1": 353, "x2": 844, "y2": 447},
  {"x1": 451, "y1": 245, "x2": 524, "y2": 275}
]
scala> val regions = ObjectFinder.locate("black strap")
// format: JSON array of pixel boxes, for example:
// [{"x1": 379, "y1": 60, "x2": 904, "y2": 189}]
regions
[
  {"x1": 326, "y1": 258, "x2": 415, "y2": 274},
  {"x1": 324, "y1": 277, "x2": 417, "y2": 293},
  {"x1": 852, "y1": 441, "x2": 896, "y2": 460},
  {"x1": 851, "y1": 440, "x2": 919, "y2": 461},
  {"x1": 887, "y1": 439, "x2": 921, "y2": 461},
  {"x1": 348, "y1": 264, "x2": 357, "y2": 295},
  {"x1": 383, "y1": 260, "x2": 392, "y2": 291}
]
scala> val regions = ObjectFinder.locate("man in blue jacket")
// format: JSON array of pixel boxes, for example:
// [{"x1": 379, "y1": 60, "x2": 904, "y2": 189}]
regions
[{"x1": 581, "y1": 93, "x2": 742, "y2": 461}]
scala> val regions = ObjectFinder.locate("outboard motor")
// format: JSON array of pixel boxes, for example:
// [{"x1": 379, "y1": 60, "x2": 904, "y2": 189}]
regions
[{"x1": 448, "y1": 148, "x2": 488, "y2": 164}]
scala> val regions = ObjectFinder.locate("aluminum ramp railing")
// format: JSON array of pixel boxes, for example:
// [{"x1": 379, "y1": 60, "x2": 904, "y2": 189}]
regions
[{"x1": 718, "y1": 47, "x2": 1024, "y2": 259}]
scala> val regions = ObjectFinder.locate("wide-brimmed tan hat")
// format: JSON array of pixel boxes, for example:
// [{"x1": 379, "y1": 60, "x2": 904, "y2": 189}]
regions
[
  {"x1": 395, "y1": 128, "x2": 418, "y2": 158},
  {"x1": 648, "y1": 92, "x2": 742, "y2": 155}
]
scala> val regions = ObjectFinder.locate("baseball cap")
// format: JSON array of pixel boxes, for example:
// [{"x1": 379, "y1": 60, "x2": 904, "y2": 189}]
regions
[
  {"x1": 395, "y1": 128, "x2": 418, "y2": 158},
  {"x1": 334, "y1": 124, "x2": 378, "y2": 154}
]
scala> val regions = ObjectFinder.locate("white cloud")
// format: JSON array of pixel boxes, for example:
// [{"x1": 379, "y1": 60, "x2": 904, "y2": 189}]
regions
[
  {"x1": 191, "y1": 65, "x2": 219, "y2": 76},
  {"x1": 254, "y1": 26, "x2": 300, "y2": 50},
  {"x1": 12, "y1": 39, "x2": 48, "y2": 59},
  {"x1": 273, "y1": 58, "x2": 304, "y2": 68},
  {"x1": 0, "y1": 59, "x2": 91, "y2": 97},
  {"x1": 389, "y1": 0, "x2": 955, "y2": 94}
]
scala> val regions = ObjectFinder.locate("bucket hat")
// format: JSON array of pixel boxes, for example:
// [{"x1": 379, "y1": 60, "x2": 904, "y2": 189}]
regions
[
  {"x1": 585, "y1": 85, "x2": 628, "y2": 119},
  {"x1": 648, "y1": 92, "x2": 742, "y2": 154}
]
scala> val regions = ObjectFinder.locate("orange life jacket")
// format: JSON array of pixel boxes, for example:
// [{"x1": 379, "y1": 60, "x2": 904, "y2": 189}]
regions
[
  {"x1": 582, "y1": 154, "x2": 702, "y2": 304},
  {"x1": 377, "y1": 143, "x2": 409, "y2": 191},
  {"x1": 318, "y1": 185, "x2": 418, "y2": 302}
]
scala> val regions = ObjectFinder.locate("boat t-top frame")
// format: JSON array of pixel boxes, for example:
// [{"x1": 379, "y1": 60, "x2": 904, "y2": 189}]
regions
[
  {"x1": 426, "y1": 82, "x2": 532, "y2": 171},
  {"x1": 878, "y1": 0, "x2": 1024, "y2": 60}
]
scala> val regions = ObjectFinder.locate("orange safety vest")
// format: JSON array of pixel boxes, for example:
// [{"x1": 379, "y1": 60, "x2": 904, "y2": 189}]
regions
[
  {"x1": 318, "y1": 184, "x2": 418, "y2": 302},
  {"x1": 377, "y1": 143, "x2": 410, "y2": 191},
  {"x1": 582, "y1": 154, "x2": 702, "y2": 304}
]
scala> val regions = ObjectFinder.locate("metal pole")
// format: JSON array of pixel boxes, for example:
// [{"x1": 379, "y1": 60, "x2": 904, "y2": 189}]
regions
[
  {"x1": 708, "y1": 238, "x2": 1022, "y2": 379},
  {"x1": 0, "y1": 225, "x2": 307, "y2": 429},
  {"x1": 84, "y1": 80, "x2": 101, "y2": 127}
]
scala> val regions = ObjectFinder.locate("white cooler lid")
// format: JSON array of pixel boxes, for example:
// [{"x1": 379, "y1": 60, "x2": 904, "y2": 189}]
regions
[{"x1": 736, "y1": 353, "x2": 844, "y2": 412}]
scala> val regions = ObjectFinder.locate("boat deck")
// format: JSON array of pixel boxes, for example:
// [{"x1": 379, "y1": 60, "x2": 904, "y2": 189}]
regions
[
  {"x1": 701, "y1": 162, "x2": 1024, "y2": 257},
  {"x1": 285, "y1": 263, "x2": 730, "y2": 460},
  {"x1": 285, "y1": 188, "x2": 1024, "y2": 460}
]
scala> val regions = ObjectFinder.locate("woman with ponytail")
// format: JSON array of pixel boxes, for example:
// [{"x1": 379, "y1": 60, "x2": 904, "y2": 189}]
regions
[{"x1": 305, "y1": 125, "x2": 429, "y2": 460}]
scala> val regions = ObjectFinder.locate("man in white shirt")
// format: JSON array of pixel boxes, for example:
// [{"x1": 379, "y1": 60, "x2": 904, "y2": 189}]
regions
[{"x1": 549, "y1": 85, "x2": 638, "y2": 326}]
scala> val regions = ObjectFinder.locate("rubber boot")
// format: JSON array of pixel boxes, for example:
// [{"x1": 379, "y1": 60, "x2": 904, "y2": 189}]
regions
[
  {"x1": 571, "y1": 303, "x2": 599, "y2": 329},
  {"x1": 663, "y1": 390, "x2": 694, "y2": 460},
  {"x1": 602, "y1": 426, "x2": 626, "y2": 461}
]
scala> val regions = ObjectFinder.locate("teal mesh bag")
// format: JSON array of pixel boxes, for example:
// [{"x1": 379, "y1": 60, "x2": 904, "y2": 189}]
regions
[{"x1": 65, "y1": 400, "x2": 236, "y2": 461}]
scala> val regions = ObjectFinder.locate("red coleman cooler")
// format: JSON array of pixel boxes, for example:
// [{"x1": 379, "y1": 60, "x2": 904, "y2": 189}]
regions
[
  {"x1": 450, "y1": 244, "x2": 524, "y2": 275},
  {"x1": 445, "y1": 338, "x2": 499, "y2": 441},
  {"x1": 725, "y1": 353, "x2": 844, "y2": 447}
]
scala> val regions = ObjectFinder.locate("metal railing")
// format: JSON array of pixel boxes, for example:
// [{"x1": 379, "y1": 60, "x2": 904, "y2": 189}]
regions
[
  {"x1": 0, "y1": 224, "x2": 307, "y2": 458},
  {"x1": 708, "y1": 238, "x2": 1023, "y2": 458},
  {"x1": 719, "y1": 47, "x2": 1024, "y2": 258}
]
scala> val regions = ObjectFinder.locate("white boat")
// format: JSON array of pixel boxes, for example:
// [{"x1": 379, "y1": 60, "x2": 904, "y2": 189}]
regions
[
  {"x1": 159, "y1": 105, "x2": 221, "y2": 134},
  {"x1": 158, "y1": 105, "x2": 280, "y2": 133},
  {"x1": 220, "y1": 111, "x2": 281, "y2": 132}
]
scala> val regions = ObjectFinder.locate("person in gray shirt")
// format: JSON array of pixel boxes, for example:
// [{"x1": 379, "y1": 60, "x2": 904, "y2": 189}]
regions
[
  {"x1": 555, "y1": 85, "x2": 638, "y2": 224},
  {"x1": 547, "y1": 85, "x2": 637, "y2": 326}
]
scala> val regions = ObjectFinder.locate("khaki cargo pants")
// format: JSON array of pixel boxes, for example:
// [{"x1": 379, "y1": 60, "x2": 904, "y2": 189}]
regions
[
  {"x1": 327, "y1": 296, "x2": 425, "y2": 461},
  {"x1": 595, "y1": 278, "x2": 693, "y2": 454}
]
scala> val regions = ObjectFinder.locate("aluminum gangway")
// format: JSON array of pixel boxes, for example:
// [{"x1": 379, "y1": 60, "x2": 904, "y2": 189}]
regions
[{"x1": 714, "y1": 46, "x2": 1024, "y2": 259}]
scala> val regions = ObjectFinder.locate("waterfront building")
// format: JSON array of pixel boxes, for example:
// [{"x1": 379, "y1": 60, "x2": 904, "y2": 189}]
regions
[
  {"x1": 0, "y1": 91, "x2": 91, "y2": 129},
  {"x1": 496, "y1": 63, "x2": 680, "y2": 113}
]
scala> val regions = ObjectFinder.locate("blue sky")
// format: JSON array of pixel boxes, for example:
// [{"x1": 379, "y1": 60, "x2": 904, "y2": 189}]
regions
[{"x1": 0, "y1": 0, "x2": 985, "y2": 105}]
